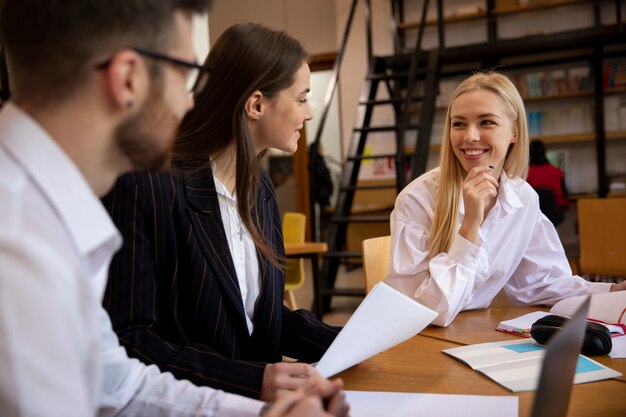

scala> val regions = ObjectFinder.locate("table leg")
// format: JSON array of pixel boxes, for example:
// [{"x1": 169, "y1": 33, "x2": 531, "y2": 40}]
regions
[{"x1": 310, "y1": 253, "x2": 324, "y2": 319}]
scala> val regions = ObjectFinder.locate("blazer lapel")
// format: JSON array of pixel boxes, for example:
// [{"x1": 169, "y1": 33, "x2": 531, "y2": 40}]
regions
[
  {"x1": 251, "y1": 172, "x2": 284, "y2": 348},
  {"x1": 182, "y1": 171, "x2": 248, "y2": 326}
]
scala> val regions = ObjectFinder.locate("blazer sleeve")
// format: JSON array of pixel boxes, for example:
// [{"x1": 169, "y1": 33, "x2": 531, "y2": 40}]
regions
[
  {"x1": 280, "y1": 306, "x2": 341, "y2": 362},
  {"x1": 102, "y1": 172, "x2": 267, "y2": 399}
]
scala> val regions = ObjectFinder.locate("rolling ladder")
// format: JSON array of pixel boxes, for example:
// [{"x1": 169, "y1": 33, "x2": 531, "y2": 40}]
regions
[{"x1": 316, "y1": 0, "x2": 441, "y2": 315}]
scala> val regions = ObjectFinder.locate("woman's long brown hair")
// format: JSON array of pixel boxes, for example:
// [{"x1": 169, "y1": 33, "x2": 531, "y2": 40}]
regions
[{"x1": 173, "y1": 23, "x2": 308, "y2": 268}]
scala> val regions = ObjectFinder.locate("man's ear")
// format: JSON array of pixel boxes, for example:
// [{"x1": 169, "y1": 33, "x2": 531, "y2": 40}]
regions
[
  {"x1": 103, "y1": 49, "x2": 148, "y2": 111},
  {"x1": 244, "y1": 91, "x2": 264, "y2": 120}
]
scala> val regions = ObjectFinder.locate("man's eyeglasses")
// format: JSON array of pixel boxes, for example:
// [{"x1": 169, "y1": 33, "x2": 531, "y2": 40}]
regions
[
  {"x1": 96, "y1": 47, "x2": 210, "y2": 95},
  {"x1": 131, "y1": 48, "x2": 210, "y2": 95}
]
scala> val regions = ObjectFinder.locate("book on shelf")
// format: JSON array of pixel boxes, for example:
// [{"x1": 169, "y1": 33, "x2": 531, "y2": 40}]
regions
[
  {"x1": 604, "y1": 60, "x2": 626, "y2": 88},
  {"x1": 620, "y1": 95, "x2": 626, "y2": 131},
  {"x1": 567, "y1": 66, "x2": 592, "y2": 92},
  {"x1": 605, "y1": 95, "x2": 620, "y2": 132},
  {"x1": 525, "y1": 103, "x2": 593, "y2": 138},
  {"x1": 513, "y1": 66, "x2": 591, "y2": 99},
  {"x1": 544, "y1": 69, "x2": 567, "y2": 95}
]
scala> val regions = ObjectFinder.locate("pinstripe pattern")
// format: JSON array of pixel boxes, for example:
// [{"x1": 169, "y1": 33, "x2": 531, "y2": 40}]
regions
[{"x1": 102, "y1": 168, "x2": 339, "y2": 399}]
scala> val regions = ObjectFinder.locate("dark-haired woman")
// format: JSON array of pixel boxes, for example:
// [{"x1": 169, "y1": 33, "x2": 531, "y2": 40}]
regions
[{"x1": 102, "y1": 23, "x2": 342, "y2": 406}]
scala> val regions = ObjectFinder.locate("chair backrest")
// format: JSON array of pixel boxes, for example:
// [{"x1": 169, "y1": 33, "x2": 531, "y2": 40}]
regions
[
  {"x1": 282, "y1": 212, "x2": 306, "y2": 289},
  {"x1": 535, "y1": 187, "x2": 561, "y2": 226},
  {"x1": 282, "y1": 212, "x2": 306, "y2": 244},
  {"x1": 361, "y1": 235, "x2": 391, "y2": 294},
  {"x1": 577, "y1": 198, "x2": 626, "y2": 276}
]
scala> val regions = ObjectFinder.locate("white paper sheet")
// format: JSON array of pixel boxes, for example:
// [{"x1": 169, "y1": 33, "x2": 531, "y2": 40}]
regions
[
  {"x1": 550, "y1": 291, "x2": 626, "y2": 324},
  {"x1": 608, "y1": 335, "x2": 626, "y2": 358},
  {"x1": 315, "y1": 282, "x2": 437, "y2": 378},
  {"x1": 344, "y1": 391, "x2": 518, "y2": 417}
]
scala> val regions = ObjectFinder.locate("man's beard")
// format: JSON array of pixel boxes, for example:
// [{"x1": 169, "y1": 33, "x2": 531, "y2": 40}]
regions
[{"x1": 115, "y1": 87, "x2": 180, "y2": 171}]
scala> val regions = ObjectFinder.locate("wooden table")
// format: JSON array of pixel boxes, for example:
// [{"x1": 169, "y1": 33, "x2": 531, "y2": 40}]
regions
[
  {"x1": 337, "y1": 305, "x2": 626, "y2": 417},
  {"x1": 284, "y1": 242, "x2": 327, "y2": 318}
]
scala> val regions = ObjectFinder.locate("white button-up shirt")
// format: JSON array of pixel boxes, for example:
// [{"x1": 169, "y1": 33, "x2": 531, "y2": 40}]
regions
[
  {"x1": 0, "y1": 103, "x2": 263, "y2": 417},
  {"x1": 386, "y1": 167, "x2": 611, "y2": 327},
  {"x1": 213, "y1": 174, "x2": 261, "y2": 335}
]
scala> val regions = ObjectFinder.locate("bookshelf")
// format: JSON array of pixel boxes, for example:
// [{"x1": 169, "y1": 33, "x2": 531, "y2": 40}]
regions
[{"x1": 396, "y1": 0, "x2": 626, "y2": 195}]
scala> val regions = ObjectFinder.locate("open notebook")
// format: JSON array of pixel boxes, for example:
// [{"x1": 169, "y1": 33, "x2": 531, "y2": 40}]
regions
[{"x1": 445, "y1": 297, "x2": 621, "y2": 392}]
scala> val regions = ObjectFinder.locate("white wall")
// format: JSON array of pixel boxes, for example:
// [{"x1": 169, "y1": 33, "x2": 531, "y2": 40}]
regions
[
  {"x1": 207, "y1": 0, "x2": 337, "y2": 55},
  {"x1": 192, "y1": 13, "x2": 210, "y2": 61}
]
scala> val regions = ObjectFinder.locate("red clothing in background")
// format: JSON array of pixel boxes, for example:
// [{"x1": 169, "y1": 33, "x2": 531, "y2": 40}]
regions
[{"x1": 527, "y1": 163, "x2": 570, "y2": 210}]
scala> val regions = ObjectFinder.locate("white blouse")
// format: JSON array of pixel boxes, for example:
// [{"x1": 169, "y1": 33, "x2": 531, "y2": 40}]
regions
[
  {"x1": 213, "y1": 175, "x2": 260, "y2": 335},
  {"x1": 385, "y1": 167, "x2": 611, "y2": 327}
]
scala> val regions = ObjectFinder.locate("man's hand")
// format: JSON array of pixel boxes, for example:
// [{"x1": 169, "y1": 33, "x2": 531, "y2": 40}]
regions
[
  {"x1": 260, "y1": 363, "x2": 350, "y2": 416},
  {"x1": 260, "y1": 363, "x2": 317, "y2": 402},
  {"x1": 306, "y1": 376, "x2": 349, "y2": 417}
]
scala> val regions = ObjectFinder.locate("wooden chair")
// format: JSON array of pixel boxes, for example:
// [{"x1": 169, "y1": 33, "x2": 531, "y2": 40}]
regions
[
  {"x1": 361, "y1": 235, "x2": 391, "y2": 294},
  {"x1": 577, "y1": 198, "x2": 626, "y2": 276},
  {"x1": 282, "y1": 212, "x2": 306, "y2": 309}
]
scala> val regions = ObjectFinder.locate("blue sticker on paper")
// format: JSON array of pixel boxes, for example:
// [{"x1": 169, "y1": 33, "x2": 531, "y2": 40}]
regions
[
  {"x1": 576, "y1": 357, "x2": 603, "y2": 373},
  {"x1": 502, "y1": 343, "x2": 545, "y2": 353},
  {"x1": 501, "y1": 343, "x2": 603, "y2": 374}
]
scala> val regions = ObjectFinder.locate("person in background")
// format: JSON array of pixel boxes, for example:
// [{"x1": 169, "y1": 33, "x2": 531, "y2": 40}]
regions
[
  {"x1": 103, "y1": 23, "x2": 347, "y2": 412},
  {"x1": 526, "y1": 139, "x2": 570, "y2": 226},
  {"x1": 309, "y1": 141, "x2": 334, "y2": 241},
  {"x1": 385, "y1": 71, "x2": 626, "y2": 327},
  {"x1": 0, "y1": 1, "x2": 345, "y2": 416}
]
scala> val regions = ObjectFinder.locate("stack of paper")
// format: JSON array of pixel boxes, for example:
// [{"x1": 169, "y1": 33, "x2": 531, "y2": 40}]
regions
[
  {"x1": 315, "y1": 282, "x2": 438, "y2": 378},
  {"x1": 443, "y1": 339, "x2": 622, "y2": 392}
]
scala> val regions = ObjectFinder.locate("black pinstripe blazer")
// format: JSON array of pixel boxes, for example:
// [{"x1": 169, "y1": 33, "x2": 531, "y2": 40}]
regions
[{"x1": 102, "y1": 167, "x2": 339, "y2": 399}]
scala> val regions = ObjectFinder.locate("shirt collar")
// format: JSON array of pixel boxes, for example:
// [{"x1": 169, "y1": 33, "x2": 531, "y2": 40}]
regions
[
  {"x1": 0, "y1": 103, "x2": 121, "y2": 258},
  {"x1": 498, "y1": 170, "x2": 525, "y2": 214}
]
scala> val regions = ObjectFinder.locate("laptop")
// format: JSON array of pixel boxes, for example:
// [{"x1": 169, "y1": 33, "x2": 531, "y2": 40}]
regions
[{"x1": 530, "y1": 296, "x2": 590, "y2": 417}]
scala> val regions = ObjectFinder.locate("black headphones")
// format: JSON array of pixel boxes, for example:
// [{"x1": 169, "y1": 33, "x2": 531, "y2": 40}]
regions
[{"x1": 531, "y1": 314, "x2": 612, "y2": 356}]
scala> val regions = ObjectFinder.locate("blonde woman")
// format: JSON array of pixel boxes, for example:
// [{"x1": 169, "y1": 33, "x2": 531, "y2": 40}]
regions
[{"x1": 386, "y1": 72, "x2": 625, "y2": 327}]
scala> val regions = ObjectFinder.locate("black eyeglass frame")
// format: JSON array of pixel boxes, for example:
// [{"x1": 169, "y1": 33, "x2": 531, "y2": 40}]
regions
[
  {"x1": 96, "y1": 47, "x2": 210, "y2": 95},
  {"x1": 132, "y1": 47, "x2": 210, "y2": 95}
]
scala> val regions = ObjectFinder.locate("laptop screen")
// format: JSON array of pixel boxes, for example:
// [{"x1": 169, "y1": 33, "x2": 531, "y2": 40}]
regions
[{"x1": 531, "y1": 296, "x2": 590, "y2": 417}]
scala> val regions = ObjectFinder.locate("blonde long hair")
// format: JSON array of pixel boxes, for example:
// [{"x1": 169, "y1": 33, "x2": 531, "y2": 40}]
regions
[{"x1": 427, "y1": 72, "x2": 529, "y2": 258}]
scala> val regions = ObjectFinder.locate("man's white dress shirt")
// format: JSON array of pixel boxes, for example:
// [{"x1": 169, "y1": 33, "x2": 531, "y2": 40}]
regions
[
  {"x1": 0, "y1": 103, "x2": 263, "y2": 417},
  {"x1": 386, "y1": 167, "x2": 611, "y2": 327}
]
